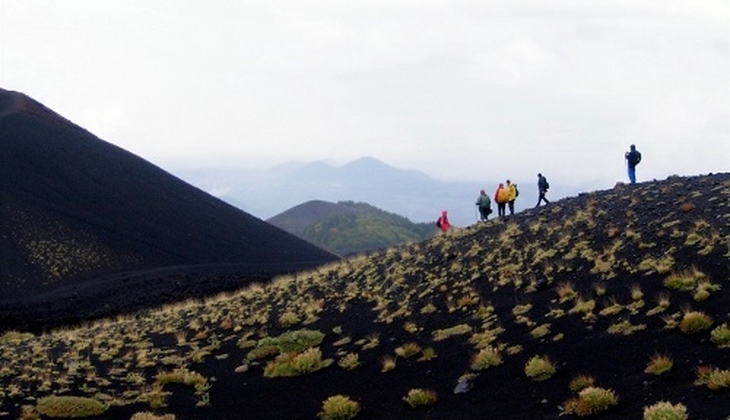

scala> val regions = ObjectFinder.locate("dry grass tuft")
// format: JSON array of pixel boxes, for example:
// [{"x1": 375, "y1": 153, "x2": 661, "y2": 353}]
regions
[
  {"x1": 678, "y1": 311, "x2": 713, "y2": 334},
  {"x1": 643, "y1": 401, "x2": 688, "y2": 420},
  {"x1": 317, "y1": 395, "x2": 361, "y2": 420},
  {"x1": 403, "y1": 388, "x2": 438, "y2": 408},
  {"x1": 561, "y1": 386, "x2": 618, "y2": 416},
  {"x1": 524, "y1": 355, "x2": 556, "y2": 381},
  {"x1": 644, "y1": 354, "x2": 673, "y2": 375}
]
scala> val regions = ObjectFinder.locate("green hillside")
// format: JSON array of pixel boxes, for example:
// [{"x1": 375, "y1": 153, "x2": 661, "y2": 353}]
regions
[{"x1": 270, "y1": 201, "x2": 436, "y2": 255}]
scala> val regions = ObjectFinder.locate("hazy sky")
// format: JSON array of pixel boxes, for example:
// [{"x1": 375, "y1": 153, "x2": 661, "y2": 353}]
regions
[{"x1": 2, "y1": 1, "x2": 728, "y2": 192}]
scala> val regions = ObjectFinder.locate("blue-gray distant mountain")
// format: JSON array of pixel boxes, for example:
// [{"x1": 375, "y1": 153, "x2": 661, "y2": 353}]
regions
[
  {"x1": 0, "y1": 88, "x2": 337, "y2": 331},
  {"x1": 267, "y1": 200, "x2": 437, "y2": 255},
  {"x1": 205, "y1": 157, "x2": 490, "y2": 227}
]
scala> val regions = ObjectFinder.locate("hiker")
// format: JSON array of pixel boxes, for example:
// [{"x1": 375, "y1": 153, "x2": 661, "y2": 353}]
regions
[
  {"x1": 475, "y1": 190, "x2": 492, "y2": 222},
  {"x1": 494, "y1": 184, "x2": 509, "y2": 218},
  {"x1": 436, "y1": 210, "x2": 451, "y2": 232},
  {"x1": 624, "y1": 144, "x2": 642, "y2": 184},
  {"x1": 536, "y1": 173, "x2": 550, "y2": 207},
  {"x1": 506, "y1": 180, "x2": 518, "y2": 215}
]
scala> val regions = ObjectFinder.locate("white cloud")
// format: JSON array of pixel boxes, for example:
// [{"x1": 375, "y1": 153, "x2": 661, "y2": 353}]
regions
[{"x1": 1, "y1": 0, "x2": 727, "y2": 193}]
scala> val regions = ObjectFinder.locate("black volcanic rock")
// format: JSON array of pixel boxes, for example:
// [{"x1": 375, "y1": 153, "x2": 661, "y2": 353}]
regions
[{"x1": 0, "y1": 88, "x2": 338, "y2": 330}]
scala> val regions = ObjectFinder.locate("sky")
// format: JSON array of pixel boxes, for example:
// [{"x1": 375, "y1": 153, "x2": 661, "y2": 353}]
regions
[{"x1": 1, "y1": 1, "x2": 729, "y2": 195}]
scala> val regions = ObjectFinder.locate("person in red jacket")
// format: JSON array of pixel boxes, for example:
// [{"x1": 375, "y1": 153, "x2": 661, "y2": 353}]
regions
[
  {"x1": 436, "y1": 210, "x2": 451, "y2": 232},
  {"x1": 494, "y1": 184, "x2": 508, "y2": 218}
]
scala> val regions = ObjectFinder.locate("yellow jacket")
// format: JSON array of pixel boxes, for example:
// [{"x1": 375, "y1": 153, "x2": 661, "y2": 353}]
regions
[{"x1": 506, "y1": 183, "x2": 518, "y2": 201}]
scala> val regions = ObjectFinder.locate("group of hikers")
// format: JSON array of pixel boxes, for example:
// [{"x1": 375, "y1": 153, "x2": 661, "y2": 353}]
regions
[{"x1": 436, "y1": 144, "x2": 642, "y2": 232}]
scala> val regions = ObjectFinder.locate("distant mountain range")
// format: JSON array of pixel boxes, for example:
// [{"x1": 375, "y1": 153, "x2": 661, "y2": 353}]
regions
[
  {"x1": 176, "y1": 157, "x2": 494, "y2": 227},
  {"x1": 0, "y1": 88, "x2": 337, "y2": 330},
  {"x1": 267, "y1": 200, "x2": 436, "y2": 255}
]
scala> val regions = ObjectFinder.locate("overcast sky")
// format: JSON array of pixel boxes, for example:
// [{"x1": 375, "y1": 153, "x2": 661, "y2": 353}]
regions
[{"x1": 2, "y1": 1, "x2": 728, "y2": 192}]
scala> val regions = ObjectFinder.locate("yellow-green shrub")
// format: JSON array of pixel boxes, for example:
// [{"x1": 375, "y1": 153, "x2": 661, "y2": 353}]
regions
[
  {"x1": 710, "y1": 323, "x2": 730, "y2": 347},
  {"x1": 568, "y1": 374, "x2": 595, "y2": 392},
  {"x1": 403, "y1": 388, "x2": 438, "y2": 408},
  {"x1": 678, "y1": 311, "x2": 713, "y2": 334},
  {"x1": 471, "y1": 346, "x2": 503, "y2": 370},
  {"x1": 524, "y1": 355, "x2": 556, "y2": 381},
  {"x1": 263, "y1": 347, "x2": 333, "y2": 377},
  {"x1": 562, "y1": 387, "x2": 618, "y2": 416},
  {"x1": 36, "y1": 395, "x2": 107, "y2": 418},
  {"x1": 644, "y1": 354, "x2": 673, "y2": 375},
  {"x1": 317, "y1": 395, "x2": 360, "y2": 420},
  {"x1": 643, "y1": 401, "x2": 687, "y2": 420},
  {"x1": 130, "y1": 413, "x2": 176, "y2": 420}
]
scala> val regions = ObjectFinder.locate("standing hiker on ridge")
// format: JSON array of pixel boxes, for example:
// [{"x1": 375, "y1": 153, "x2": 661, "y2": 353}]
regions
[
  {"x1": 506, "y1": 180, "x2": 518, "y2": 215},
  {"x1": 436, "y1": 210, "x2": 451, "y2": 232},
  {"x1": 494, "y1": 183, "x2": 509, "y2": 218},
  {"x1": 475, "y1": 190, "x2": 492, "y2": 222},
  {"x1": 536, "y1": 173, "x2": 550, "y2": 207},
  {"x1": 625, "y1": 144, "x2": 642, "y2": 184}
]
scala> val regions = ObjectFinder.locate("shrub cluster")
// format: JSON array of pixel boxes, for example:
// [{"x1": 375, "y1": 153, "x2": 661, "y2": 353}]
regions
[{"x1": 36, "y1": 395, "x2": 107, "y2": 418}]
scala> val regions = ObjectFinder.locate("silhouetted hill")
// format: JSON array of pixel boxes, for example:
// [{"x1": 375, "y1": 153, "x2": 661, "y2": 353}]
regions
[
  {"x1": 0, "y1": 88, "x2": 338, "y2": 330},
  {"x1": 268, "y1": 200, "x2": 436, "y2": 255}
]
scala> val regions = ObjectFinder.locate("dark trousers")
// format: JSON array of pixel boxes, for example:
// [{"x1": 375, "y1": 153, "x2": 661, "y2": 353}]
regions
[
  {"x1": 508, "y1": 200, "x2": 515, "y2": 215},
  {"x1": 478, "y1": 207, "x2": 490, "y2": 221},
  {"x1": 536, "y1": 191, "x2": 550, "y2": 207},
  {"x1": 497, "y1": 202, "x2": 506, "y2": 217}
]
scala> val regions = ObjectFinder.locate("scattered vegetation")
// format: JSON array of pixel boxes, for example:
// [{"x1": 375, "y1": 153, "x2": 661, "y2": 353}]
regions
[
  {"x1": 710, "y1": 323, "x2": 730, "y2": 348},
  {"x1": 317, "y1": 395, "x2": 361, "y2": 420},
  {"x1": 678, "y1": 311, "x2": 713, "y2": 334},
  {"x1": 642, "y1": 401, "x2": 688, "y2": 420},
  {"x1": 561, "y1": 387, "x2": 619, "y2": 416},
  {"x1": 471, "y1": 346, "x2": 503, "y2": 370},
  {"x1": 524, "y1": 355, "x2": 556, "y2": 381},
  {"x1": 403, "y1": 388, "x2": 438, "y2": 408},
  {"x1": 36, "y1": 395, "x2": 107, "y2": 418},
  {"x1": 0, "y1": 174, "x2": 727, "y2": 419},
  {"x1": 644, "y1": 354, "x2": 673, "y2": 375}
]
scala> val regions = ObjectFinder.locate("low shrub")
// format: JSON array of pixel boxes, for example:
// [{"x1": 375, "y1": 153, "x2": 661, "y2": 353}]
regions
[
  {"x1": 337, "y1": 353, "x2": 360, "y2": 370},
  {"x1": 644, "y1": 354, "x2": 673, "y2": 375},
  {"x1": 695, "y1": 366, "x2": 730, "y2": 390},
  {"x1": 403, "y1": 388, "x2": 438, "y2": 408},
  {"x1": 710, "y1": 323, "x2": 730, "y2": 347},
  {"x1": 562, "y1": 387, "x2": 618, "y2": 416},
  {"x1": 36, "y1": 395, "x2": 107, "y2": 418},
  {"x1": 471, "y1": 346, "x2": 503, "y2": 370},
  {"x1": 643, "y1": 401, "x2": 688, "y2": 420},
  {"x1": 380, "y1": 355, "x2": 396, "y2": 372},
  {"x1": 155, "y1": 367, "x2": 207, "y2": 387},
  {"x1": 130, "y1": 413, "x2": 176, "y2": 420},
  {"x1": 568, "y1": 374, "x2": 595, "y2": 392},
  {"x1": 524, "y1": 355, "x2": 556, "y2": 381},
  {"x1": 394, "y1": 342, "x2": 421, "y2": 358},
  {"x1": 678, "y1": 311, "x2": 713, "y2": 334},
  {"x1": 317, "y1": 395, "x2": 361, "y2": 420},
  {"x1": 263, "y1": 347, "x2": 333, "y2": 377}
]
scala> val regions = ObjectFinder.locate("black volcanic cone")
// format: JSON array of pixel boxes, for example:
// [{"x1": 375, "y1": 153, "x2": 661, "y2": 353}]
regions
[{"x1": 0, "y1": 88, "x2": 338, "y2": 331}]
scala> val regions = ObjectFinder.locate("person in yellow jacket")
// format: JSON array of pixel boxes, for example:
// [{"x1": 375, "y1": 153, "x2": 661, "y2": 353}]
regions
[
  {"x1": 494, "y1": 183, "x2": 510, "y2": 218},
  {"x1": 506, "y1": 180, "x2": 518, "y2": 215}
]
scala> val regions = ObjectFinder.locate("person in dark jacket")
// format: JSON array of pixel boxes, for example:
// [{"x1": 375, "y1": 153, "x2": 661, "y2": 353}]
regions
[
  {"x1": 625, "y1": 144, "x2": 642, "y2": 184},
  {"x1": 535, "y1": 173, "x2": 550, "y2": 207},
  {"x1": 475, "y1": 190, "x2": 492, "y2": 221}
]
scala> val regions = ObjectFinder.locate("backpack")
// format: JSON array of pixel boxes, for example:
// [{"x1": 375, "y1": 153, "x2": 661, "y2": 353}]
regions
[
  {"x1": 633, "y1": 151, "x2": 642, "y2": 165},
  {"x1": 515, "y1": 185, "x2": 519, "y2": 198}
]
